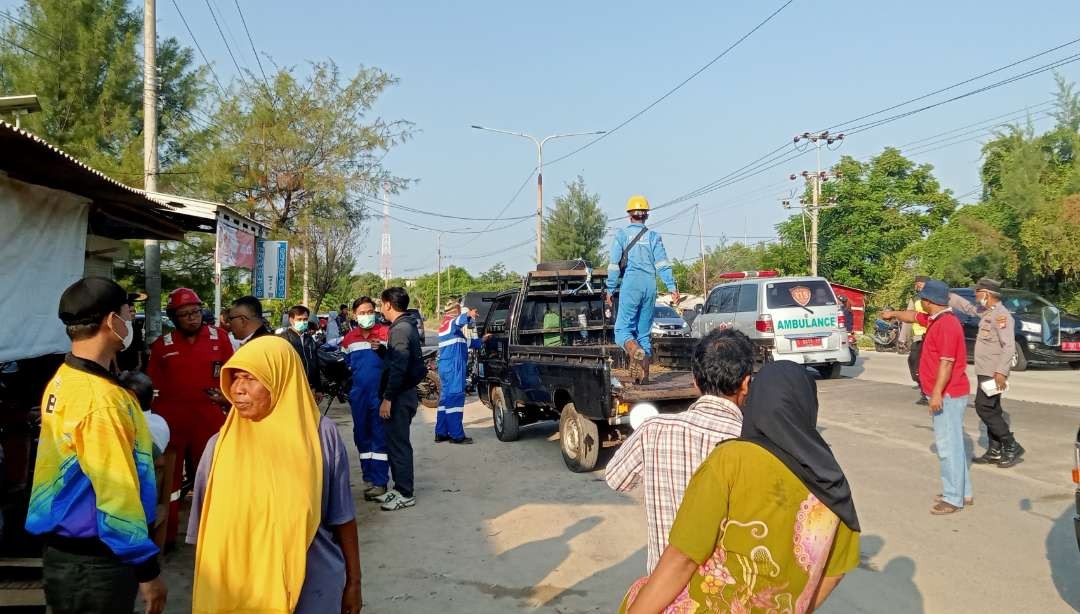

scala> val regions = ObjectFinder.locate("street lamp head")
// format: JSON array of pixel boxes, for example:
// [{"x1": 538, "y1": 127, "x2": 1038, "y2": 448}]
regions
[{"x1": 470, "y1": 125, "x2": 484, "y2": 130}]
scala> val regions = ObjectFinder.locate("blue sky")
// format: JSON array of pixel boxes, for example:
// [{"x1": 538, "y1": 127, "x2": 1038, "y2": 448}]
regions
[{"x1": 5, "y1": 0, "x2": 1079, "y2": 277}]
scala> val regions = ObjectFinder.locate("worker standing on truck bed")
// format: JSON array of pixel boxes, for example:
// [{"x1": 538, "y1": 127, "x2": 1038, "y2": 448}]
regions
[{"x1": 605, "y1": 195, "x2": 679, "y2": 384}]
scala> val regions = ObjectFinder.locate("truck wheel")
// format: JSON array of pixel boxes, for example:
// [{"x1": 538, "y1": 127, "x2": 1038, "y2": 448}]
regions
[
  {"x1": 559, "y1": 403, "x2": 600, "y2": 473},
  {"x1": 491, "y1": 387, "x2": 520, "y2": 442},
  {"x1": 816, "y1": 363, "x2": 843, "y2": 380},
  {"x1": 417, "y1": 371, "x2": 441, "y2": 409},
  {"x1": 1011, "y1": 346, "x2": 1029, "y2": 372}
]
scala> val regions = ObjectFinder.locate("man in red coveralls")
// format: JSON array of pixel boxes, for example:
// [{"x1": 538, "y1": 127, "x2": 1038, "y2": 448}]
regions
[{"x1": 147, "y1": 288, "x2": 233, "y2": 546}]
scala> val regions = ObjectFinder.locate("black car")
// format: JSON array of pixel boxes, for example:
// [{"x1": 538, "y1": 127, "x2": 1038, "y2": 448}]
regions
[{"x1": 951, "y1": 287, "x2": 1080, "y2": 371}]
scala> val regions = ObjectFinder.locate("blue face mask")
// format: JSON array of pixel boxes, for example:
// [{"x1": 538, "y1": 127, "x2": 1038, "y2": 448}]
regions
[{"x1": 292, "y1": 319, "x2": 309, "y2": 333}]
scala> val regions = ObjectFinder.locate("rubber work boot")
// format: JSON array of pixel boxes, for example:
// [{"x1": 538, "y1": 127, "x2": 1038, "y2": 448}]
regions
[
  {"x1": 997, "y1": 438, "x2": 1025, "y2": 468},
  {"x1": 624, "y1": 340, "x2": 646, "y2": 382},
  {"x1": 972, "y1": 440, "x2": 1003, "y2": 465}
]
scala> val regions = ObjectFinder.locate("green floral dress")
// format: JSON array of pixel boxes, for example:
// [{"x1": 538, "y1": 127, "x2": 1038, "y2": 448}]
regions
[{"x1": 621, "y1": 441, "x2": 860, "y2": 613}]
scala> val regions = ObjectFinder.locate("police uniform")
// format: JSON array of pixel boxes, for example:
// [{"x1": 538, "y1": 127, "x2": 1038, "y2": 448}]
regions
[
  {"x1": 147, "y1": 322, "x2": 233, "y2": 543},
  {"x1": 971, "y1": 278, "x2": 1023, "y2": 465}
]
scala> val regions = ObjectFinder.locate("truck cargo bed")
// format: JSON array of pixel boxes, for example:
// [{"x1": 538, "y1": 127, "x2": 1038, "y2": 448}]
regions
[{"x1": 612, "y1": 367, "x2": 697, "y2": 402}]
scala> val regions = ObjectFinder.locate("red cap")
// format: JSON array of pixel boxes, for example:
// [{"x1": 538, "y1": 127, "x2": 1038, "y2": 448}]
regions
[{"x1": 167, "y1": 288, "x2": 202, "y2": 310}]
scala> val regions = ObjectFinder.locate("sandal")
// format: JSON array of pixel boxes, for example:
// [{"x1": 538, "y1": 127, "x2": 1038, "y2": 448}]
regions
[
  {"x1": 935, "y1": 494, "x2": 973, "y2": 506},
  {"x1": 930, "y1": 501, "x2": 962, "y2": 515}
]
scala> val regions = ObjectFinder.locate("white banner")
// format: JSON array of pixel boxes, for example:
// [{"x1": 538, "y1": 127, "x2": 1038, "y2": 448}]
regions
[
  {"x1": 0, "y1": 176, "x2": 90, "y2": 362},
  {"x1": 255, "y1": 240, "x2": 288, "y2": 299}
]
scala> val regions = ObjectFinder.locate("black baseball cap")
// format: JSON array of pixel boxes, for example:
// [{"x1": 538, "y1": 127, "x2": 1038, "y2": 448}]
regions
[{"x1": 58, "y1": 277, "x2": 129, "y2": 326}]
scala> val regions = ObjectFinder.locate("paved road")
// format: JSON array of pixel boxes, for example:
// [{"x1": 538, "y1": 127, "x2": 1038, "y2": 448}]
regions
[
  {"x1": 159, "y1": 360, "x2": 1080, "y2": 612},
  {"x1": 849, "y1": 349, "x2": 1080, "y2": 407}
]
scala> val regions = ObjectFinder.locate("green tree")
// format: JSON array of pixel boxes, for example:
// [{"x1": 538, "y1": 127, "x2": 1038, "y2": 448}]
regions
[
  {"x1": 0, "y1": 0, "x2": 208, "y2": 181},
  {"x1": 543, "y1": 176, "x2": 607, "y2": 264},
  {"x1": 474, "y1": 263, "x2": 520, "y2": 290},
  {"x1": 772, "y1": 148, "x2": 956, "y2": 290}
]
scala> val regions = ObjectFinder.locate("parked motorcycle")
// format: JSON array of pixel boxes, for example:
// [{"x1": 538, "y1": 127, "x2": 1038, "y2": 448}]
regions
[
  {"x1": 417, "y1": 348, "x2": 441, "y2": 409},
  {"x1": 317, "y1": 344, "x2": 352, "y2": 415},
  {"x1": 872, "y1": 315, "x2": 901, "y2": 352}
]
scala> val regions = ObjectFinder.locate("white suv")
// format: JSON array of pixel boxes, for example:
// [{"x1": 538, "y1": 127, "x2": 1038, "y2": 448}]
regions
[{"x1": 691, "y1": 274, "x2": 852, "y2": 378}]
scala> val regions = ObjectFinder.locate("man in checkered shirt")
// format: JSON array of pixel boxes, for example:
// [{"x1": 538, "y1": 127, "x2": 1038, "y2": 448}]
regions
[{"x1": 605, "y1": 328, "x2": 754, "y2": 573}]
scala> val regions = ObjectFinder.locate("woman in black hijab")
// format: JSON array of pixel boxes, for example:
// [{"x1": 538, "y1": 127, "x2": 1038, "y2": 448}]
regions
[{"x1": 620, "y1": 361, "x2": 861, "y2": 614}]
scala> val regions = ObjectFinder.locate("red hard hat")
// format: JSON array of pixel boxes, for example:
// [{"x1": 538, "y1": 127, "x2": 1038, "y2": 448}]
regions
[{"x1": 167, "y1": 288, "x2": 202, "y2": 310}]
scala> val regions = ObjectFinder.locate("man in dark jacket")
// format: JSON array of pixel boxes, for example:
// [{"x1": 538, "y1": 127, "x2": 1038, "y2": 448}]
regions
[
  {"x1": 375, "y1": 287, "x2": 425, "y2": 512},
  {"x1": 278, "y1": 305, "x2": 323, "y2": 402},
  {"x1": 227, "y1": 296, "x2": 271, "y2": 347}
]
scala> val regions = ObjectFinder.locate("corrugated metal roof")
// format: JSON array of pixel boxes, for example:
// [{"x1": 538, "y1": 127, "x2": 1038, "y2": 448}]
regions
[
  {"x1": 146, "y1": 191, "x2": 269, "y2": 238},
  {"x1": 0, "y1": 120, "x2": 183, "y2": 240}
]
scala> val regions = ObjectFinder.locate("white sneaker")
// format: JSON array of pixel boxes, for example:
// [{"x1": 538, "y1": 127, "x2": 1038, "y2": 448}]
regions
[{"x1": 379, "y1": 490, "x2": 416, "y2": 511}]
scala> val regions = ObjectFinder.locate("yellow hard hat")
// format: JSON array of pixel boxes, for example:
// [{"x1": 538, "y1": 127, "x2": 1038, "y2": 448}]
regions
[{"x1": 626, "y1": 195, "x2": 650, "y2": 213}]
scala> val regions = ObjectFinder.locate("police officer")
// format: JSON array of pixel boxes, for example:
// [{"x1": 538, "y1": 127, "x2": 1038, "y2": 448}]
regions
[
  {"x1": 605, "y1": 195, "x2": 679, "y2": 384},
  {"x1": 970, "y1": 278, "x2": 1024, "y2": 467}
]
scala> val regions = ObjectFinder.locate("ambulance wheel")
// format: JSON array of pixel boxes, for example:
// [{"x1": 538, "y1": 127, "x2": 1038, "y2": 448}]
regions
[
  {"x1": 491, "y1": 387, "x2": 519, "y2": 442},
  {"x1": 560, "y1": 403, "x2": 600, "y2": 473},
  {"x1": 816, "y1": 363, "x2": 843, "y2": 380},
  {"x1": 417, "y1": 371, "x2": 441, "y2": 409}
]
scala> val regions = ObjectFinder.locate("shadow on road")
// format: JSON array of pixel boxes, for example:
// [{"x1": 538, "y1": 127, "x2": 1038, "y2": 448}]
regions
[
  {"x1": 822, "y1": 534, "x2": 924, "y2": 613},
  {"x1": 1045, "y1": 503, "x2": 1080, "y2": 612}
]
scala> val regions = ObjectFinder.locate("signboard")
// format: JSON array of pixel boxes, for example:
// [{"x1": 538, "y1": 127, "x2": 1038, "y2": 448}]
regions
[
  {"x1": 217, "y1": 224, "x2": 255, "y2": 269},
  {"x1": 255, "y1": 240, "x2": 288, "y2": 299}
]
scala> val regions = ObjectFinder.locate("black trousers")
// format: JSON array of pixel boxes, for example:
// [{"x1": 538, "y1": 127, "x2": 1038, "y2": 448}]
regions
[
  {"x1": 383, "y1": 387, "x2": 418, "y2": 498},
  {"x1": 975, "y1": 375, "x2": 1012, "y2": 443},
  {"x1": 908, "y1": 339, "x2": 923, "y2": 385},
  {"x1": 43, "y1": 546, "x2": 138, "y2": 614}
]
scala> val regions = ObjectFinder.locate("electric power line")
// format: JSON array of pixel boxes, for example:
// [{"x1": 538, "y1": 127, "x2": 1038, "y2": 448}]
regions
[
  {"x1": 203, "y1": 0, "x2": 247, "y2": 80},
  {"x1": 0, "y1": 33, "x2": 51, "y2": 61},
  {"x1": 477, "y1": 168, "x2": 537, "y2": 232},
  {"x1": 232, "y1": 0, "x2": 272, "y2": 92},
  {"x1": 545, "y1": 0, "x2": 797, "y2": 167},
  {"x1": 170, "y1": 0, "x2": 227, "y2": 97},
  {"x1": 358, "y1": 194, "x2": 533, "y2": 222}
]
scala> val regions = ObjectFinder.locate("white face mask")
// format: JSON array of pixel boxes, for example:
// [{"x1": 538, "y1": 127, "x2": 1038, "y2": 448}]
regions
[{"x1": 112, "y1": 313, "x2": 134, "y2": 350}]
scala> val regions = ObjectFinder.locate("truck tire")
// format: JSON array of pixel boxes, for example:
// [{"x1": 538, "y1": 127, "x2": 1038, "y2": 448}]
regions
[
  {"x1": 816, "y1": 363, "x2": 843, "y2": 380},
  {"x1": 1011, "y1": 346, "x2": 1029, "y2": 372},
  {"x1": 417, "y1": 370, "x2": 441, "y2": 409},
  {"x1": 559, "y1": 402, "x2": 600, "y2": 473},
  {"x1": 537, "y1": 260, "x2": 587, "y2": 272},
  {"x1": 491, "y1": 387, "x2": 520, "y2": 442}
]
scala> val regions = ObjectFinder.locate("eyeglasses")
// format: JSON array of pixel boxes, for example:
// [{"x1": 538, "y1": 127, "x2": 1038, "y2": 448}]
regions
[
  {"x1": 175, "y1": 308, "x2": 203, "y2": 320},
  {"x1": 227, "y1": 314, "x2": 250, "y2": 323}
]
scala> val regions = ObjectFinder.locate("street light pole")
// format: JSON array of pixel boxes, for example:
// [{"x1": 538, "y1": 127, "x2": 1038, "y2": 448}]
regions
[{"x1": 471, "y1": 125, "x2": 605, "y2": 264}]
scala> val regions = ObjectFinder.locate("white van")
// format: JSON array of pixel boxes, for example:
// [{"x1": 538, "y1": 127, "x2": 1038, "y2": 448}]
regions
[{"x1": 691, "y1": 274, "x2": 851, "y2": 378}]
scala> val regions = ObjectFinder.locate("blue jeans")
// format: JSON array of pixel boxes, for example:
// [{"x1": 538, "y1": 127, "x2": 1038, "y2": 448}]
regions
[{"x1": 933, "y1": 394, "x2": 972, "y2": 507}]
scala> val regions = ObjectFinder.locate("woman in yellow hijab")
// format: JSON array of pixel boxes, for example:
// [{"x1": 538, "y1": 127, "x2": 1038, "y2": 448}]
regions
[{"x1": 188, "y1": 335, "x2": 362, "y2": 613}]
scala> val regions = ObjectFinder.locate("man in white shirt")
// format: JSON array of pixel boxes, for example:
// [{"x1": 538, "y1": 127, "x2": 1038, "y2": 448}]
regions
[{"x1": 605, "y1": 328, "x2": 755, "y2": 573}]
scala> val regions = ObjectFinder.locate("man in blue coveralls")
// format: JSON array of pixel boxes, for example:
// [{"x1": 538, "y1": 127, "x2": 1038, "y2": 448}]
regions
[
  {"x1": 605, "y1": 195, "x2": 680, "y2": 384},
  {"x1": 341, "y1": 296, "x2": 391, "y2": 501},
  {"x1": 436, "y1": 300, "x2": 484, "y2": 444}
]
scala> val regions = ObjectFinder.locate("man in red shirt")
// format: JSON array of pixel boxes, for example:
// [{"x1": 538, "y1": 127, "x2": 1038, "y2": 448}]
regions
[
  {"x1": 147, "y1": 288, "x2": 233, "y2": 545},
  {"x1": 883, "y1": 279, "x2": 972, "y2": 515}
]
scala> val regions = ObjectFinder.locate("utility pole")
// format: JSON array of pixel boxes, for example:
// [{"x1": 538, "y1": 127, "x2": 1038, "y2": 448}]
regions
[
  {"x1": 143, "y1": 0, "x2": 162, "y2": 342},
  {"x1": 696, "y1": 205, "x2": 706, "y2": 295},
  {"x1": 436, "y1": 232, "x2": 442, "y2": 316},
  {"x1": 379, "y1": 185, "x2": 392, "y2": 287},
  {"x1": 786, "y1": 131, "x2": 844, "y2": 276}
]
